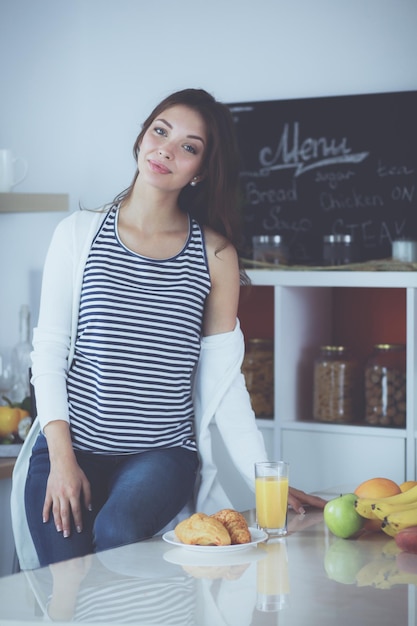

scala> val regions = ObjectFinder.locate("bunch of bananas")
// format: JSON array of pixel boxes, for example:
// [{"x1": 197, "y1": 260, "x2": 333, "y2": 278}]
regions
[
  {"x1": 325, "y1": 536, "x2": 417, "y2": 589},
  {"x1": 355, "y1": 554, "x2": 417, "y2": 589},
  {"x1": 355, "y1": 484, "x2": 417, "y2": 537}
]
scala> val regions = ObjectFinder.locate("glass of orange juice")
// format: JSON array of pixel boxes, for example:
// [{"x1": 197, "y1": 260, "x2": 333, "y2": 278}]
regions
[
  {"x1": 257, "y1": 538, "x2": 290, "y2": 612},
  {"x1": 255, "y1": 461, "x2": 289, "y2": 536}
]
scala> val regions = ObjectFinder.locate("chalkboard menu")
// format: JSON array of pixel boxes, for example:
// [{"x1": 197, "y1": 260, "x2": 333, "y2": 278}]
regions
[{"x1": 228, "y1": 91, "x2": 417, "y2": 264}]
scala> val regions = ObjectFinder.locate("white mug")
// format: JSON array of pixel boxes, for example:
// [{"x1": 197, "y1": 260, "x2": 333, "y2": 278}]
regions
[
  {"x1": 0, "y1": 149, "x2": 28, "y2": 192},
  {"x1": 392, "y1": 239, "x2": 417, "y2": 263}
]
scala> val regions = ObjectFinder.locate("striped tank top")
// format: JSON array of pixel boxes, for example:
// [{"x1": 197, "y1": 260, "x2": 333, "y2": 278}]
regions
[{"x1": 67, "y1": 205, "x2": 211, "y2": 454}]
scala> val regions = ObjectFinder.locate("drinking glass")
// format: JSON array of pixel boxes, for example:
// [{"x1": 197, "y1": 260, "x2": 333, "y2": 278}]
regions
[
  {"x1": 255, "y1": 461, "x2": 289, "y2": 536},
  {"x1": 256, "y1": 538, "x2": 290, "y2": 612},
  {"x1": 0, "y1": 353, "x2": 15, "y2": 404}
]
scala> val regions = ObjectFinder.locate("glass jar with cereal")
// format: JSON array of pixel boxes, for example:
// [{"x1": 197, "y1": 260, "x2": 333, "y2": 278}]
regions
[
  {"x1": 364, "y1": 344, "x2": 406, "y2": 427},
  {"x1": 313, "y1": 345, "x2": 359, "y2": 423},
  {"x1": 242, "y1": 339, "x2": 274, "y2": 418}
]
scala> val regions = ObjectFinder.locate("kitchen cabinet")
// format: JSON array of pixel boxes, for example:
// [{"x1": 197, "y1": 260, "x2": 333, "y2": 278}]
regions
[{"x1": 245, "y1": 270, "x2": 417, "y2": 493}]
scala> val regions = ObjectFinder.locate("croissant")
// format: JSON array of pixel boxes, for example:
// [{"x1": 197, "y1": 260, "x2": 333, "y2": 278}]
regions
[
  {"x1": 182, "y1": 563, "x2": 250, "y2": 580},
  {"x1": 211, "y1": 509, "x2": 251, "y2": 544},
  {"x1": 175, "y1": 513, "x2": 231, "y2": 546}
]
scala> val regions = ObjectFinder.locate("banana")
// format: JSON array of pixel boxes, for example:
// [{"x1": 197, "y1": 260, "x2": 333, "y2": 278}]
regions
[
  {"x1": 373, "y1": 485, "x2": 417, "y2": 507},
  {"x1": 372, "y1": 501, "x2": 417, "y2": 521},
  {"x1": 355, "y1": 485, "x2": 417, "y2": 521},
  {"x1": 355, "y1": 548, "x2": 417, "y2": 589},
  {"x1": 381, "y1": 539, "x2": 402, "y2": 558},
  {"x1": 381, "y1": 521, "x2": 398, "y2": 537},
  {"x1": 356, "y1": 559, "x2": 391, "y2": 587},
  {"x1": 356, "y1": 559, "x2": 398, "y2": 589},
  {"x1": 356, "y1": 558, "x2": 417, "y2": 589},
  {"x1": 386, "y1": 568, "x2": 417, "y2": 587},
  {"x1": 354, "y1": 498, "x2": 379, "y2": 520},
  {"x1": 384, "y1": 506, "x2": 417, "y2": 533}
]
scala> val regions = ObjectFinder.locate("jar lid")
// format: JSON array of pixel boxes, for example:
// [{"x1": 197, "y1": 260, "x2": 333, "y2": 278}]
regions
[
  {"x1": 320, "y1": 345, "x2": 347, "y2": 352},
  {"x1": 323, "y1": 234, "x2": 353, "y2": 244},
  {"x1": 247, "y1": 338, "x2": 274, "y2": 346},
  {"x1": 252, "y1": 235, "x2": 283, "y2": 245},
  {"x1": 373, "y1": 343, "x2": 406, "y2": 351}
]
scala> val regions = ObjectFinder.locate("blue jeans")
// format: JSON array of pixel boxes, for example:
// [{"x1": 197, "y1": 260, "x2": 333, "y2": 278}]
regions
[{"x1": 25, "y1": 433, "x2": 199, "y2": 567}]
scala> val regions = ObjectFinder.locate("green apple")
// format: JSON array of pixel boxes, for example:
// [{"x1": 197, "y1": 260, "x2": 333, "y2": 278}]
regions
[
  {"x1": 324, "y1": 538, "x2": 366, "y2": 584},
  {"x1": 324, "y1": 494, "x2": 365, "y2": 539}
]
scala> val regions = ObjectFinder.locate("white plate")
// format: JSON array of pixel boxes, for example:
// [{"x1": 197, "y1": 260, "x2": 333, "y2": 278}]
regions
[
  {"x1": 163, "y1": 546, "x2": 266, "y2": 568},
  {"x1": 162, "y1": 527, "x2": 268, "y2": 553}
]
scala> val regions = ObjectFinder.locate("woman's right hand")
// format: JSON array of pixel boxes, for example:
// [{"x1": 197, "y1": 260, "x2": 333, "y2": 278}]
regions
[{"x1": 43, "y1": 420, "x2": 92, "y2": 538}]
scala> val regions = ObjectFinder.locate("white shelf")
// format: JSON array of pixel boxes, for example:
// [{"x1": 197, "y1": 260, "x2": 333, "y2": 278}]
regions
[
  {"x1": 248, "y1": 269, "x2": 417, "y2": 490},
  {"x1": 280, "y1": 420, "x2": 407, "y2": 438},
  {"x1": 255, "y1": 418, "x2": 275, "y2": 429},
  {"x1": 248, "y1": 269, "x2": 417, "y2": 288},
  {"x1": 0, "y1": 192, "x2": 69, "y2": 213}
]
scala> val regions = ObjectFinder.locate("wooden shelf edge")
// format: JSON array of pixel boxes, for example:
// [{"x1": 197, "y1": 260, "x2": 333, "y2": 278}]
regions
[{"x1": 0, "y1": 192, "x2": 69, "y2": 213}]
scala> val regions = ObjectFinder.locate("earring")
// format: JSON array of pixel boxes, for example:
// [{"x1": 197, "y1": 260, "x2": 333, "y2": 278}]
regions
[{"x1": 190, "y1": 177, "x2": 199, "y2": 187}]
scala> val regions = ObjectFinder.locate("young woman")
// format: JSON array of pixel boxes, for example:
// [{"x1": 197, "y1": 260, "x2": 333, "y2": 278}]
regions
[{"x1": 12, "y1": 88, "x2": 325, "y2": 569}]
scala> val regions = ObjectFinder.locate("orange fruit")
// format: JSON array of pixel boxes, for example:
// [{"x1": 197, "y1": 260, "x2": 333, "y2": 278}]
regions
[
  {"x1": 400, "y1": 481, "x2": 417, "y2": 492},
  {"x1": 354, "y1": 478, "x2": 401, "y2": 532},
  {"x1": 0, "y1": 407, "x2": 29, "y2": 437},
  {"x1": 354, "y1": 477, "x2": 401, "y2": 499}
]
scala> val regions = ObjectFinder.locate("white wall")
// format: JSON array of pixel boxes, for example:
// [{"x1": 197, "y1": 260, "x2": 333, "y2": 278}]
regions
[{"x1": 0, "y1": 0, "x2": 416, "y2": 354}]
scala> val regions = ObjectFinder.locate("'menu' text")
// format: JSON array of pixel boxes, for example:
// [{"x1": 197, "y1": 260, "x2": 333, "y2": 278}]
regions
[{"x1": 259, "y1": 122, "x2": 369, "y2": 176}]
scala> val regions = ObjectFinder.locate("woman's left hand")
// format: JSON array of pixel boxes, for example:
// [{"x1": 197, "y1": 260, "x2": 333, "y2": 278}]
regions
[{"x1": 288, "y1": 486, "x2": 327, "y2": 514}]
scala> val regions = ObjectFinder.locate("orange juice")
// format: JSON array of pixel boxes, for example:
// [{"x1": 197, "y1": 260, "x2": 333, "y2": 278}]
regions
[
  {"x1": 257, "y1": 540, "x2": 290, "y2": 595},
  {"x1": 255, "y1": 476, "x2": 289, "y2": 530}
]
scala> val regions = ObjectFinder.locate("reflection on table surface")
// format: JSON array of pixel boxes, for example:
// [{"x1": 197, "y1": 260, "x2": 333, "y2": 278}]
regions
[{"x1": 0, "y1": 506, "x2": 413, "y2": 625}]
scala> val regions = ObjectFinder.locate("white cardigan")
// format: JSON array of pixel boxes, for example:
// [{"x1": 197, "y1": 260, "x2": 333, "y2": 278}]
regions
[{"x1": 11, "y1": 209, "x2": 268, "y2": 570}]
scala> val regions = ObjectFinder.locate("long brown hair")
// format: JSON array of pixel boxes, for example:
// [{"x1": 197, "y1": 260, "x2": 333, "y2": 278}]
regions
[{"x1": 114, "y1": 88, "x2": 244, "y2": 254}]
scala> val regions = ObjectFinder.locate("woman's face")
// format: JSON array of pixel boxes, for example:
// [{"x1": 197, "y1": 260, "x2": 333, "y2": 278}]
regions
[{"x1": 137, "y1": 104, "x2": 207, "y2": 194}]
